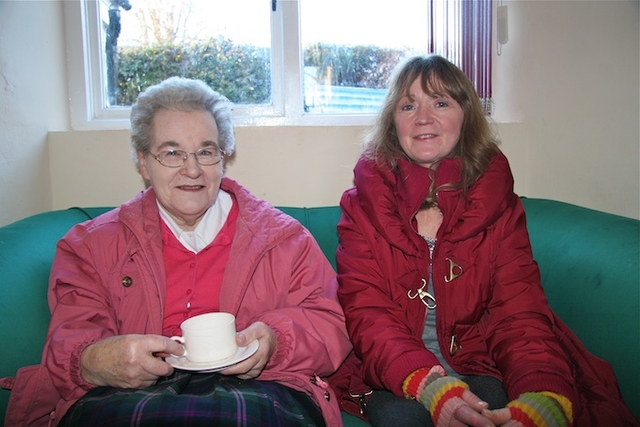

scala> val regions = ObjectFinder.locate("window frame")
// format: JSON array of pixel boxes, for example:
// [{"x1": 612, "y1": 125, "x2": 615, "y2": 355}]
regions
[
  {"x1": 63, "y1": 0, "x2": 376, "y2": 130},
  {"x1": 64, "y1": 0, "x2": 492, "y2": 130}
]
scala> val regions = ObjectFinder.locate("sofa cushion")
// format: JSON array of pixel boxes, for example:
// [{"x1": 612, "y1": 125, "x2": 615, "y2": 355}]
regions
[
  {"x1": 0, "y1": 207, "x2": 112, "y2": 418},
  {"x1": 521, "y1": 197, "x2": 639, "y2": 415}
]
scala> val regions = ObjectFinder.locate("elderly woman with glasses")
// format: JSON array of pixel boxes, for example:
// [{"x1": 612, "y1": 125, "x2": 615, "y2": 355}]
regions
[{"x1": 5, "y1": 77, "x2": 351, "y2": 427}]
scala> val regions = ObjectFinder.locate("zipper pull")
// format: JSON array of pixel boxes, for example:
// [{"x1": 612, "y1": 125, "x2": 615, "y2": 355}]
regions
[{"x1": 311, "y1": 374, "x2": 330, "y2": 401}]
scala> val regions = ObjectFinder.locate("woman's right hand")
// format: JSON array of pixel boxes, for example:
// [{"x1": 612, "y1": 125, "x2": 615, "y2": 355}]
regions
[
  {"x1": 80, "y1": 334, "x2": 185, "y2": 389},
  {"x1": 441, "y1": 388, "x2": 495, "y2": 427}
]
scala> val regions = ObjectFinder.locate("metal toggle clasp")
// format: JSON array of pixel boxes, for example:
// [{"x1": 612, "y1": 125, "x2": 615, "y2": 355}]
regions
[
  {"x1": 444, "y1": 258, "x2": 463, "y2": 283},
  {"x1": 350, "y1": 390, "x2": 373, "y2": 416},
  {"x1": 407, "y1": 278, "x2": 437, "y2": 309}
]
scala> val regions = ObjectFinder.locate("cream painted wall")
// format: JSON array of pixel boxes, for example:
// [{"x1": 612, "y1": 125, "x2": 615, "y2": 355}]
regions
[
  {"x1": 2, "y1": 0, "x2": 639, "y2": 227},
  {"x1": 0, "y1": 1, "x2": 68, "y2": 226},
  {"x1": 493, "y1": 0, "x2": 640, "y2": 218},
  {"x1": 48, "y1": 126, "x2": 367, "y2": 209},
  {"x1": 48, "y1": 122, "x2": 536, "y2": 212}
]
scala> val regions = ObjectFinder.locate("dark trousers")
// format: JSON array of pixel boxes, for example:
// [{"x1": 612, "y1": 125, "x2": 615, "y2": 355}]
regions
[{"x1": 366, "y1": 375, "x2": 508, "y2": 427}]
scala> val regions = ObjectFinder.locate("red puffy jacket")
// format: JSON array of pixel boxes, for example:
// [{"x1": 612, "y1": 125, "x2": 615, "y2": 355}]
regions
[{"x1": 331, "y1": 153, "x2": 638, "y2": 426}]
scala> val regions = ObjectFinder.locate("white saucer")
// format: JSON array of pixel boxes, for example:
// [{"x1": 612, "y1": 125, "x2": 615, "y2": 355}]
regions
[{"x1": 166, "y1": 340, "x2": 259, "y2": 373}]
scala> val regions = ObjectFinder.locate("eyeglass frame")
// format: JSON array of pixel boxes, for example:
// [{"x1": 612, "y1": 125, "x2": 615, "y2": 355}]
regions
[{"x1": 148, "y1": 146, "x2": 226, "y2": 168}]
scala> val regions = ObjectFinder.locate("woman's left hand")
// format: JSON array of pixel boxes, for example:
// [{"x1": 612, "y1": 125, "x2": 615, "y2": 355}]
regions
[
  {"x1": 482, "y1": 392, "x2": 569, "y2": 427},
  {"x1": 219, "y1": 321, "x2": 276, "y2": 379}
]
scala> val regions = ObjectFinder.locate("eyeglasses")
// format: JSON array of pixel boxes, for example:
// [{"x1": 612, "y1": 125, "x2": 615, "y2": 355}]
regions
[{"x1": 149, "y1": 146, "x2": 225, "y2": 168}]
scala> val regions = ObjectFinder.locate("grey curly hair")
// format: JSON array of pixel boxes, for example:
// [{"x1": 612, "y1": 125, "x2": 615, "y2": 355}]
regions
[{"x1": 129, "y1": 77, "x2": 235, "y2": 172}]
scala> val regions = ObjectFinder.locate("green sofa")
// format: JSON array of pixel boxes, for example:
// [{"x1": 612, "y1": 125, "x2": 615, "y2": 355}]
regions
[{"x1": 1, "y1": 198, "x2": 638, "y2": 425}]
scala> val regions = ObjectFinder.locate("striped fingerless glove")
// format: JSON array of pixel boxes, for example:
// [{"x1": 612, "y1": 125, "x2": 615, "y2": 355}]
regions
[
  {"x1": 507, "y1": 392, "x2": 572, "y2": 427},
  {"x1": 402, "y1": 365, "x2": 446, "y2": 399},
  {"x1": 402, "y1": 366, "x2": 469, "y2": 427}
]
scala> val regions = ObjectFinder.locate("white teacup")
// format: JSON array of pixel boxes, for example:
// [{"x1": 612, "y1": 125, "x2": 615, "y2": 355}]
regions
[{"x1": 170, "y1": 312, "x2": 238, "y2": 364}]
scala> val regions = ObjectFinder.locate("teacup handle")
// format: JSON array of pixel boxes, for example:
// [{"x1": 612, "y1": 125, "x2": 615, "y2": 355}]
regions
[{"x1": 170, "y1": 336, "x2": 187, "y2": 357}]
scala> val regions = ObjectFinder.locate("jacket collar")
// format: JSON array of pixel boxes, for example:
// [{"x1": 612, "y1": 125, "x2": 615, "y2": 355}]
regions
[
  {"x1": 352, "y1": 152, "x2": 514, "y2": 250},
  {"x1": 117, "y1": 178, "x2": 299, "y2": 247}
]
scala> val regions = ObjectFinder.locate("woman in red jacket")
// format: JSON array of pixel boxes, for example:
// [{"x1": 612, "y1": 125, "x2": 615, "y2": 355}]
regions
[
  {"x1": 4, "y1": 77, "x2": 351, "y2": 427},
  {"x1": 333, "y1": 55, "x2": 637, "y2": 427}
]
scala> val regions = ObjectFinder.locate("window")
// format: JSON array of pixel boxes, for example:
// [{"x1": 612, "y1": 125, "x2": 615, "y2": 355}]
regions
[{"x1": 64, "y1": 0, "x2": 492, "y2": 130}]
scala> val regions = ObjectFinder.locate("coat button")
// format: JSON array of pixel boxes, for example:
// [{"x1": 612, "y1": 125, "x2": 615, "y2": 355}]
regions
[{"x1": 121, "y1": 276, "x2": 133, "y2": 287}]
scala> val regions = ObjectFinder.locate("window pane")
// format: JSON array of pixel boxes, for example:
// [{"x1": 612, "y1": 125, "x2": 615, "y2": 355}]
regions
[
  {"x1": 102, "y1": 0, "x2": 271, "y2": 107},
  {"x1": 300, "y1": 0, "x2": 430, "y2": 115}
]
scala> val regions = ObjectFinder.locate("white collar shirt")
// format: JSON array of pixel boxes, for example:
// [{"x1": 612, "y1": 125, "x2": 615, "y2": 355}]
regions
[{"x1": 157, "y1": 189, "x2": 233, "y2": 254}]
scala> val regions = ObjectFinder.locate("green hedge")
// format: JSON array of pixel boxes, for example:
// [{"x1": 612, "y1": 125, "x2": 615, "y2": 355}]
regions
[
  {"x1": 114, "y1": 39, "x2": 405, "y2": 106},
  {"x1": 116, "y1": 37, "x2": 271, "y2": 106}
]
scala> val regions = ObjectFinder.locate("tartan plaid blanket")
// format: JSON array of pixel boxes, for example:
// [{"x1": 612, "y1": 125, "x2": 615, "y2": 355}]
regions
[{"x1": 59, "y1": 372, "x2": 326, "y2": 426}]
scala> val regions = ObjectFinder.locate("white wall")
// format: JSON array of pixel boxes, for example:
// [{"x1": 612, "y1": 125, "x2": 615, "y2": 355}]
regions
[
  {"x1": 1, "y1": 0, "x2": 639, "y2": 227},
  {"x1": 47, "y1": 126, "x2": 367, "y2": 209},
  {"x1": 494, "y1": 0, "x2": 640, "y2": 217},
  {"x1": 0, "y1": 1, "x2": 68, "y2": 225}
]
